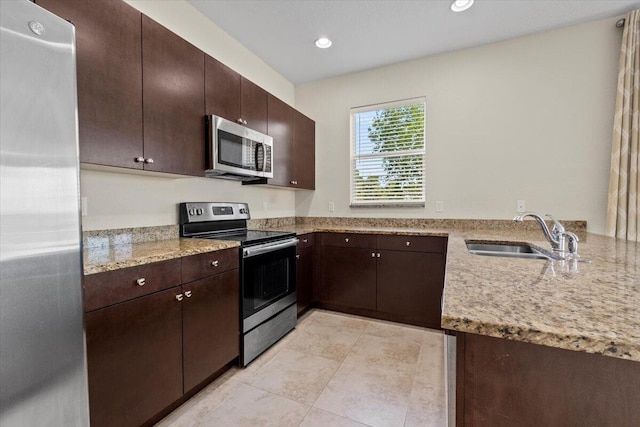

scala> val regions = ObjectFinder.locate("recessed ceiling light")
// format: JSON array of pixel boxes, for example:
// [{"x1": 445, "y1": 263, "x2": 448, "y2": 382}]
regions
[
  {"x1": 451, "y1": 0, "x2": 474, "y2": 12},
  {"x1": 315, "y1": 37, "x2": 332, "y2": 49}
]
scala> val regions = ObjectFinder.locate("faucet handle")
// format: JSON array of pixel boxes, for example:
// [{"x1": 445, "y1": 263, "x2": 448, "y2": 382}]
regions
[
  {"x1": 562, "y1": 231, "x2": 579, "y2": 254},
  {"x1": 545, "y1": 214, "x2": 565, "y2": 238}
]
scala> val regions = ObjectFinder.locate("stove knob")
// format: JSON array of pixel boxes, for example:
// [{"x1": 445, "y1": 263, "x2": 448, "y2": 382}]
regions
[
  {"x1": 197, "y1": 208, "x2": 204, "y2": 215},
  {"x1": 188, "y1": 209, "x2": 195, "y2": 216}
]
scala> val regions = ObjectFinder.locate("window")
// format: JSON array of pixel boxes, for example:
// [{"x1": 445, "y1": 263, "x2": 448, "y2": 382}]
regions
[{"x1": 350, "y1": 97, "x2": 426, "y2": 206}]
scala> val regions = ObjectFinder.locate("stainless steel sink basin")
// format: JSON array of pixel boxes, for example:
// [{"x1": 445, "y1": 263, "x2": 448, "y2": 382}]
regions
[{"x1": 466, "y1": 241, "x2": 552, "y2": 260}]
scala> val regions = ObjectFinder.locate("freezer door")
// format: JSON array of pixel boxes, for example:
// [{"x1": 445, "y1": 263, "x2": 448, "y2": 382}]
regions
[{"x1": 0, "y1": 1, "x2": 89, "y2": 426}]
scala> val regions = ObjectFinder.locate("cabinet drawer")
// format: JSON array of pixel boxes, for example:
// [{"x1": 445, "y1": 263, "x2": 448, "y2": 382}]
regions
[
  {"x1": 182, "y1": 247, "x2": 239, "y2": 283},
  {"x1": 297, "y1": 233, "x2": 314, "y2": 250},
  {"x1": 377, "y1": 234, "x2": 446, "y2": 254},
  {"x1": 318, "y1": 232, "x2": 376, "y2": 248},
  {"x1": 84, "y1": 258, "x2": 181, "y2": 312}
]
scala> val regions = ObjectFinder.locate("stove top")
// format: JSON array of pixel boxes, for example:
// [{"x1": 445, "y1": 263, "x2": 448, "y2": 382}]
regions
[
  {"x1": 178, "y1": 202, "x2": 296, "y2": 246},
  {"x1": 196, "y1": 229, "x2": 296, "y2": 246}
]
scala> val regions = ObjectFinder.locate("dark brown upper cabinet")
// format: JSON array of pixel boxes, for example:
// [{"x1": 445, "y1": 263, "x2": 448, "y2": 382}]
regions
[
  {"x1": 204, "y1": 55, "x2": 241, "y2": 122},
  {"x1": 266, "y1": 96, "x2": 315, "y2": 190},
  {"x1": 36, "y1": 0, "x2": 144, "y2": 169},
  {"x1": 267, "y1": 94, "x2": 295, "y2": 187},
  {"x1": 240, "y1": 78, "x2": 268, "y2": 134},
  {"x1": 205, "y1": 55, "x2": 267, "y2": 134},
  {"x1": 142, "y1": 16, "x2": 205, "y2": 176},
  {"x1": 293, "y1": 110, "x2": 316, "y2": 190}
]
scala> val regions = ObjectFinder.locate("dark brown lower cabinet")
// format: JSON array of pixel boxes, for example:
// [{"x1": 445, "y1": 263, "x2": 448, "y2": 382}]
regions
[
  {"x1": 296, "y1": 246, "x2": 314, "y2": 314},
  {"x1": 85, "y1": 287, "x2": 183, "y2": 427},
  {"x1": 182, "y1": 270, "x2": 239, "y2": 392},
  {"x1": 318, "y1": 245, "x2": 377, "y2": 310},
  {"x1": 457, "y1": 333, "x2": 640, "y2": 427},
  {"x1": 377, "y1": 250, "x2": 445, "y2": 329},
  {"x1": 315, "y1": 233, "x2": 447, "y2": 327}
]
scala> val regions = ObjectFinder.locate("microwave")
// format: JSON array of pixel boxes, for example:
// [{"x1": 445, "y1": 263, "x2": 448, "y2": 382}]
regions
[{"x1": 205, "y1": 115, "x2": 273, "y2": 181}]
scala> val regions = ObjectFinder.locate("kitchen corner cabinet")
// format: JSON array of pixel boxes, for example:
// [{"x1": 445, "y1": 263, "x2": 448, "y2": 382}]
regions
[
  {"x1": 317, "y1": 233, "x2": 447, "y2": 329},
  {"x1": 36, "y1": 0, "x2": 144, "y2": 169},
  {"x1": 83, "y1": 248, "x2": 239, "y2": 426},
  {"x1": 296, "y1": 233, "x2": 315, "y2": 315},
  {"x1": 142, "y1": 16, "x2": 205, "y2": 176},
  {"x1": 205, "y1": 55, "x2": 267, "y2": 134}
]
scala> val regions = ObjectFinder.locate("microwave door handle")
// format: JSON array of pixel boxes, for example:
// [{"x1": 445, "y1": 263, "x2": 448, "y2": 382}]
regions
[
  {"x1": 263, "y1": 144, "x2": 268, "y2": 174},
  {"x1": 254, "y1": 143, "x2": 263, "y2": 172}
]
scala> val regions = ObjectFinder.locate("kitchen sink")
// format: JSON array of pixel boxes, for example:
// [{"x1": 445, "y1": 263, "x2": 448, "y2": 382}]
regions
[{"x1": 465, "y1": 241, "x2": 552, "y2": 260}]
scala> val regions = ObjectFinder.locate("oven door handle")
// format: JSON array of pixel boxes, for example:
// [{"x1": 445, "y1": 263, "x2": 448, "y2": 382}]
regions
[{"x1": 243, "y1": 238, "x2": 299, "y2": 258}]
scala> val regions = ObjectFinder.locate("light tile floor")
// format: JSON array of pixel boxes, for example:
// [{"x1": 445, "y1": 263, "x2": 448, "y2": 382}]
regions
[{"x1": 156, "y1": 309, "x2": 447, "y2": 427}]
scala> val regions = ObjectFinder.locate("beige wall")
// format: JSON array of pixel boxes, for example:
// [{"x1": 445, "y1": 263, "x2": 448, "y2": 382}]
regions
[
  {"x1": 295, "y1": 17, "x2": 622, "y2": 235},
  {"x1": 81, "y1": 0, "x2": 296, "y2": 231}
]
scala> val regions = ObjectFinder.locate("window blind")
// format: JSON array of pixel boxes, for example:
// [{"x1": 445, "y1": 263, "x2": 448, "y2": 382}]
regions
[{"x1": 350, "y1": 98, "x2": 426, "y2": 206}]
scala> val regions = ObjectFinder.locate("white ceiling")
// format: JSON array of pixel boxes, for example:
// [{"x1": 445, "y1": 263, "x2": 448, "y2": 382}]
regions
[{"x1": 188, "y1": 0, "x2": 640, "y2": 84}]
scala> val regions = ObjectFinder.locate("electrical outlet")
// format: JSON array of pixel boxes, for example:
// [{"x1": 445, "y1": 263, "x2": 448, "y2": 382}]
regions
[
  {"x1": 517, "y1": 200, "x2": 526, "y2": 213},
  {"x1": 328, "y1": 201, "x2": 335, "y2": 212},
  {"x1": 262, "y1": 201, "x2": 268, "y2": 211},
  {"x1": 435, "y1": 201, "x2": 444, "y2": 213},
  {"x1": 81, "y1": 197, "x2": 88, "y2": 216}
]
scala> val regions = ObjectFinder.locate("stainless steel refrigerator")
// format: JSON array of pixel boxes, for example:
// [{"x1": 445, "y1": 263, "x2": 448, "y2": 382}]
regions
[{"x1": 0, "y1": 1, "x2": 90, "y2": 425}]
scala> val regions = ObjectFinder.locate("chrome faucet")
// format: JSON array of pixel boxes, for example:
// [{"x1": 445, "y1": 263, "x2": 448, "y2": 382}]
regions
[{"x1": 513, "y1": 212, "x2": 579, "y2": 257}]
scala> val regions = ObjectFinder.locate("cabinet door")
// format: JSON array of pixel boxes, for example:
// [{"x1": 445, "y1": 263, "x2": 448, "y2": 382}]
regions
[
  {"x1": 205, "y1": 55, "x2": 241, "y2": 122},
  {"x1": 37, "y1": 0, "x2": 143, "y2": 169},
  {"x1": 296, "y1": 246, "x2": 314, "y2": 314},
  {"x1": 377, "y1": 250, "x2": 445, "y2": 329},
  {"x1": 240, "y1": 77, "x2": 268, "y2": 134},
  {"x1": 267, "y1": 94, "x2": 295, "y2": 187},
  {"x1": 319, "y1": 246, "x2": 376, "y2": 310},
  {"x1": 142, "y1": 15, "x2": 205, "y2": 176},
  {"x1": 182, "y1": 270, "x2": 240, "y2": 392},
  {"x1": 85, "y1": 288, "x2": 183, "y2": 427},
  {"x1": 293, "y1": 110, "x2": 315, "y2": 189}
]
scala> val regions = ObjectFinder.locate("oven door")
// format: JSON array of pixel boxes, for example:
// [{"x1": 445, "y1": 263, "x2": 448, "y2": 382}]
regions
[{"x1": 241, "y1": 238, "x2": 297, "y2": 332}]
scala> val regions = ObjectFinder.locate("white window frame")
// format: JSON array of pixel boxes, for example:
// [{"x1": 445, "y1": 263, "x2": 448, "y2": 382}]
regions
[{"x1": 349, "y1": 97, "x2": 426, "y2": 207}]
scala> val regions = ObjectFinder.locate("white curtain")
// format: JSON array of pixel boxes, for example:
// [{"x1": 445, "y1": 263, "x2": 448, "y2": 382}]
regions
[{"x1": 607, "y1": 10, "x2": 640, "y2": 241}]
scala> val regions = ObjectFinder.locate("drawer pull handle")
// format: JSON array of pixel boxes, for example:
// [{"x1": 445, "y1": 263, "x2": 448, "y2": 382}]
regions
[
  {"x1": 345, "y1": 238, "x2": 349, "y2": 243},
  {"x1": 296, "y1": 254, "x2": 300, "y2": 259},
  {"x1": 134, "y1": 156, "x2": 145, "y2": 163},
  {"x1": 184, "y1": 291, "x2": 192, "y2": 298},
  {"x1": 136, "y1": 278, "x2": 146, "y2": 286},
  {"x1": 303, "y1": 239, "x2": 308, "y2": 243},
  {"x1": 211, "y1": 260, "x2": 219, "y2": 267},
  {"x1": 176, "y1": 294, "x2": 184, "y2": 302},
  {"x1": 377, "y1": 253, "x2": 381, "y2": 258},
  {"x1": 144, "y1": 157, "x2": 154, "y2": 164},
  {"x1": 406, "y1": 241, "x2": 411, "y2": 246},
  {"x1": 371, "y1": 252, "x2": 375, "y2": 257}
]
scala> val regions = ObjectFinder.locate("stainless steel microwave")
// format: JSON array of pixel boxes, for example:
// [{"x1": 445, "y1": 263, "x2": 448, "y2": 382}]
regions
[{"x1": 205, "y1": 115, "x2": 273, "y2": 181}]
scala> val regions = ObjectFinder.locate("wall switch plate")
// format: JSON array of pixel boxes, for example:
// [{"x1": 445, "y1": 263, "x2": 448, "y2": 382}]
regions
[
  {"x1": 81, "y1": 197, "x2": 87, "y2": 216},
  {"x1": 517, "y1": 200, "x2": 526, "y2": 213},
  {"x1": 435, "y1": 201, "x2": 444, "y2": 212},
  {"x1": 328, "y1": 201, "x2": 335, "y2": 212}
]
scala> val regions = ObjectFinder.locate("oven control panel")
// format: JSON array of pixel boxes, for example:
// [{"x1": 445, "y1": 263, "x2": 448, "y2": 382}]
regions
[{"x1": 179, "y1": 202, "x2": 250, "y2": 223}]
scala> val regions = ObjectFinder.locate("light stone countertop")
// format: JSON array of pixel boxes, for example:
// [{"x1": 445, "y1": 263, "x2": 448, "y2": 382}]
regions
[
  {"x1": 83, "y1": 238, "x2": 239, "y2": 275},
  {"x1": 82, "y1": 222, "x2": 639, "y2": 361},
  {"x1": 264, "y1": 224, "x2": 639, "y2": 362}
]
